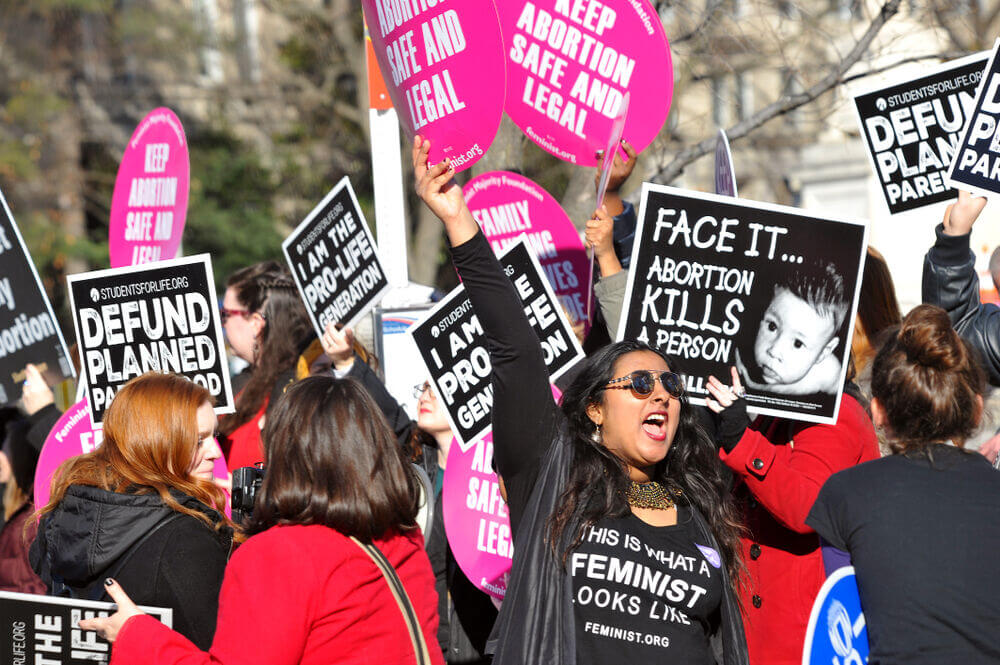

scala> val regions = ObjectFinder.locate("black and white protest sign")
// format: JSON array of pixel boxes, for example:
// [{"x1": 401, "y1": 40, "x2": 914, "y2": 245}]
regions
[
  {"x1": 0, "y1": 189, "x2": 75, "y2": 404},
  {"x1": 283, "y1": 177, "x2": 390, "y2": 335},
  {"x1": 0, "y1": 591, "x2": 172, "y2": 665},
  {"x1": 67, "y1": 254, "x2": 235, "y2": 426},
  {"x1": 410, "y1": 237, "x2": 584, "y2": 449},
  {"x1": 947, "y1": 40, "x2": 1000, "y2": 196},
  {"x1": 854, "y1": 52, "x2": 988, "y2": 212},
  {"x1": 618, "y1": 185, "x2": 868, "y2": 424}
]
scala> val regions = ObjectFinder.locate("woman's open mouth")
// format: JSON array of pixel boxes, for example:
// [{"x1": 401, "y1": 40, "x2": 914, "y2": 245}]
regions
[{"x1": 642, "y1": 412, "x2": 668, "y2": 441}]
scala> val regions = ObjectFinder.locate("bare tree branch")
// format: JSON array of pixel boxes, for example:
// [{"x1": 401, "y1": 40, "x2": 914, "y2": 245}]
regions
[
  {"x1": 670, "y1": 0, "x2": 727, "y2": 46},
  {"x1": 650, "y1": 0, "x2": 903, "y2": 184},
  {"x1": 841, "y1": 50, "x2": 968, "y2": 85}
]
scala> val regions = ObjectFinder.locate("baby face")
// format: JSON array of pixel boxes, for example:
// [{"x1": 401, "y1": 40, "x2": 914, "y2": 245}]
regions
[{"x1": 754, "y1": 288, "x2": 838, "y2": 385}]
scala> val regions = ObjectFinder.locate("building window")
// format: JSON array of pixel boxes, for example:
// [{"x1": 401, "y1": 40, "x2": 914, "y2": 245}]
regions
[
  {"x1": 712, "y1": 76, "x2": 732, "y2": 128},
  {"x1": 782, "y1": 68, "x2": 803, "y2": 127},
  {"x1": 735, "y1": 72, "x2": 753, "y2": 121},
  {"x1": 193, "y1": 0, "x2": 224, "y2": 83},
  {"x1": 235, "y1": 0, "x2": 261, "y2": 84}
]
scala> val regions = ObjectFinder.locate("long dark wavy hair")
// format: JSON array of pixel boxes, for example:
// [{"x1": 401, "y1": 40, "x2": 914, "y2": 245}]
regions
[
  {"x1": 548, "y1": 340, "x2": 745, "y2": 591},
  {"x1": 219, "y1": 261, "x2": 314, "y2": 437}
]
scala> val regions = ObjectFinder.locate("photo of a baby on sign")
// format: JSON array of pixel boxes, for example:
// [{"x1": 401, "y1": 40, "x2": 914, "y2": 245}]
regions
[
  {"x1": 618, "y1": 185, "x2": 868, "y2": 424},
  {"x1": 739, "y1": 259, "x2": 849, "y2": 399}
]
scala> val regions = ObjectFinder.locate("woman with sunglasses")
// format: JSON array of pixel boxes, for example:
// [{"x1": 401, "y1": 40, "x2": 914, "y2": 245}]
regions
[
  {"x1": 413, "y1": 138, "x2": 748, "y2": 665},
  {"x1": 218, "y1": 262, "x2": 314, "y2": 471}
]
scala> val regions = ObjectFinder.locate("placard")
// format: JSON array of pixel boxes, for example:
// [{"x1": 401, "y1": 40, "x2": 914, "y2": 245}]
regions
[
  {"x1": 0, "y1": 591, "x2": 171, "y2": 665},
  {"x1": 360, "y1": 0, "x2": 506, "y2": 171},
  {"x1": 0, "y1": 190, "x2": 75, "y2": 405},
  {"x1": 855, "y1": 52, "x2": 988, "y2": 212},
  {"x1": 596, "y1": 91, "x2": 630, "y2": 206},
  {"x1": 410, "y1": 237, "x2": 583, "y2": 449},
  {"x1": 66, "y1": 255, "x2": 235, "y2": 426},
  {"x1": 618, "y1": 185, "x2": 868, "y2": 424},
  {"x1": 499, "y1": 0, "x2": 671, "y2": 164},
  {"x1": 715, "y1": 129, "x2": 738, "y2": 197},
  {"x1": 442, "y1": 432, "x2": 511, "y2": 600},
  {"x1": 283, "y1": 177, "x2": 390, "y2": 335},
  {"x1": 946, "y1": 40, "x2": 1000, "y2": 196},
  {"x1": 464, "y1": 172, "x2": 589, "y2": 325},
  {"x1": 108, "y1": 108, "x2": 190, "y2": 267},
  {"x1": 801, "y1": 567, "x2": 869, "y2": 665}
]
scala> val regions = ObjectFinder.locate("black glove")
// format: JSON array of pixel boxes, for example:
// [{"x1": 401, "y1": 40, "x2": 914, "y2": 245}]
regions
[{"x1": 715, "y1": 397, "x2": 750, "y2": 453}]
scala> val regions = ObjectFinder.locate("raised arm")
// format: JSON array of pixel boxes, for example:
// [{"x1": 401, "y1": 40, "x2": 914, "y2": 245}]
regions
[
  {"x1": 413, "y1": 138, "x2": 559, "y2": 523},
  {"x1": 922, "y1": 191, "x2": 1000, "y2": 385}
]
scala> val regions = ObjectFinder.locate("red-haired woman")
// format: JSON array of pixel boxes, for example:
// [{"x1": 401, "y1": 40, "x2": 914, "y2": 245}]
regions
[
  {"x1": 78, "y1": 375, "x2": 442, "y2": 665},
  {"x1": 30, "y1": 372, "x2": 233, "y2": 650}
]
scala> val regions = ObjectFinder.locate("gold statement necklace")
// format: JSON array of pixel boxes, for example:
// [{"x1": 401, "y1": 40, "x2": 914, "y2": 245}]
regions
[{"x1": 626, "y1": 481, "x2": 682, "y2": 510}]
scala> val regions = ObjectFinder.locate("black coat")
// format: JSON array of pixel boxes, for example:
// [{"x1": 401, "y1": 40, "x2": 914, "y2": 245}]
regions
[
  {"x1": 923, "y1": 223, "x2": 1000, "y2": 386},
  {"x1": 30, "y1": 485, "x2": 232, "y2": 650}
]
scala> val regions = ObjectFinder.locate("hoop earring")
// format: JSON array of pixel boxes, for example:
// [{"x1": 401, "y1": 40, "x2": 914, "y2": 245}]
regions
[{"x1": 591, "y1": 425, "x2": 602, "y2": 445}]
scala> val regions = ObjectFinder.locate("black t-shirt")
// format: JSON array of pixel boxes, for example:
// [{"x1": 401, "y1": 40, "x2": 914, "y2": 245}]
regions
[
  {"x1": 571, "y1": 505, "x2": 724, "y2": 665},
  {"x1": 807, "y1": 445, "x2": 1000, "y2": 665}
]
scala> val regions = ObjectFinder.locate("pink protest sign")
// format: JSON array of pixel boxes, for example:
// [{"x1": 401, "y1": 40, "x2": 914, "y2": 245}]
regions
[
  {"x1": 442, "y1": 383, "x2": 561, "y2": 600},
  {"x1": 465, "y1": 172, "x2": 589, "y2": 325},
  {"x1": 361, "y1": 0, "x2": 506, "y2": 172},
  {"x1": 596, "y1": 91, "x2": 630, "y2": 207},
  {"x1": 443, "y1": 432, "x2": 510, "y2": 600},
  {"x1": 500, "y1": 0, "x2": 671, "y2": 165},
  {"x1": 109, "y1": 108, "x2": 190, "y2": 267},
  {"x1": 34, "y1": 400, "x2": 230, "y2": 514}
]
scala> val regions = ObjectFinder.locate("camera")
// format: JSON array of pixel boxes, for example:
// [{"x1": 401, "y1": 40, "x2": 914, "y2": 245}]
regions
[{"x1": 231, "y1": 463, "x2": 264, "y2": 524}]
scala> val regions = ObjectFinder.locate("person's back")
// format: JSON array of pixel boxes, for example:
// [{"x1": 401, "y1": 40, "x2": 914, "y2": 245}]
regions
[
  {"x1": 814, "y1": 448, "x2": 1000, "y2": 664},
  {"x1": 809, "y1": 304, "x2": 1000, "y2": 664},
  {"x1": 32, "y1": 485, "x2": 230, "y2": 649}
]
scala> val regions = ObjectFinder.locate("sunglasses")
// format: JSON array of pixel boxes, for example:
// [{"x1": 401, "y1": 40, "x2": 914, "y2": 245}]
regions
[
  {"x1": 603, "y1": 370, "x2": 684, "y2": 399},
  {"x1": 220, "y1": 307, "x2": 252, "y2": 323}
]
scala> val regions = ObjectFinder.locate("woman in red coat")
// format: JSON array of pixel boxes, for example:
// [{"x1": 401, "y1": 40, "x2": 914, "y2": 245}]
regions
[
  {"x1": 707, "y1": 370, "x2": 879, "y2": 665},
  {"x1": 80, "y1": 376, "x2": 443, "y2": 665}
]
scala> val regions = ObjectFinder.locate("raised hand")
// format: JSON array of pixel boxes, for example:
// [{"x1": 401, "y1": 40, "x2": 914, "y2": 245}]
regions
[
  {"x1": 585, "y1": 206, "x2": 622, "y2": 277},
  {"x1": 942, "y1": 190, "x2": 987, "y2": 236},
  {"x1": 412, "y1": 136, "x2": 478, "y2": 246},
  {"x1": 321, "y1": 322, "x2": 355, "y2": 371}
]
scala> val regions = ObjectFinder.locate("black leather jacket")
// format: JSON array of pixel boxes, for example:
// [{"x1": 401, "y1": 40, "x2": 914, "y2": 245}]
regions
[{"x1": 922, "y1": 223, "x2": 1000, "y2": 386}]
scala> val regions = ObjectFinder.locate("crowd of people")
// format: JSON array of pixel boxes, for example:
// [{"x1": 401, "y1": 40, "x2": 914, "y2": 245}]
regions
[{"x1": 1, "y1": 137, "x2": 1000, "y2": 665}]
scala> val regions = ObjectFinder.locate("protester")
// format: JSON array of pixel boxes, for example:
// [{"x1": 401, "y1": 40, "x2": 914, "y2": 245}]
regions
[
  {"x1": 218, "y1": 261, "x2": 314, "y2": 470},
  {"x1": 79, "y1": 375, "x2": 443, "y2": 665},
  {"x1": 318, "y1": 321, "x2": 496, "y2": 664},
  {"x1": 808, "y1": 304, "x2": 1000, "y2": 664},
  {"x1": 30, "y1": 373, "x2": 232, "y2": 649},
  {"x1": 705, "y1": 355, "x2": 879, "y2": 661},
  {"x1": 0, "y1": 364, "x2": 57, "y2": 592},
  {"x1": 922, "y1": 191, "x2": 1000, "y2": 460},
  {"x1": 414, "y1": 137, "x2": 749, "y2": 665}
]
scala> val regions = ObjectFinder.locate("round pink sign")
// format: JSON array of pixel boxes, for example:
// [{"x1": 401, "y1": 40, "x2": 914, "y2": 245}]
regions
[
  {"x1": 34, "y1": 400, "x2": 230, "y2": 515},
  {"x1": 442, "y1": 432, "x2": 511, "y2": 600},
  {"x1": 441, "y1": 385, "x2": 561, "y2": 600},
  {"x1": 465, "y1": 172, "x2": 589, "y2": 326},
  {"x1": 109, "y1": 107, "x2": 190, "y2": 267},
  {"x1": 361, "y1": 0, "x2": 506, "y2": 172},
  {"x1": 499, "y1": 0, "x2": 672, "y2": 165}
]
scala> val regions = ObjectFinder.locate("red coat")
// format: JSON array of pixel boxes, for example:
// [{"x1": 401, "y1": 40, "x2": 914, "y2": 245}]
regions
[
  {"x1": 111, "y1": 524, "x2": 444, "y2": 665},
  {"x1": 0, "y1": 503, "x2": 45, "y2": 594},
  {"x1": 719, "y1": 394, "x2": 878, "y2": 665}
]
